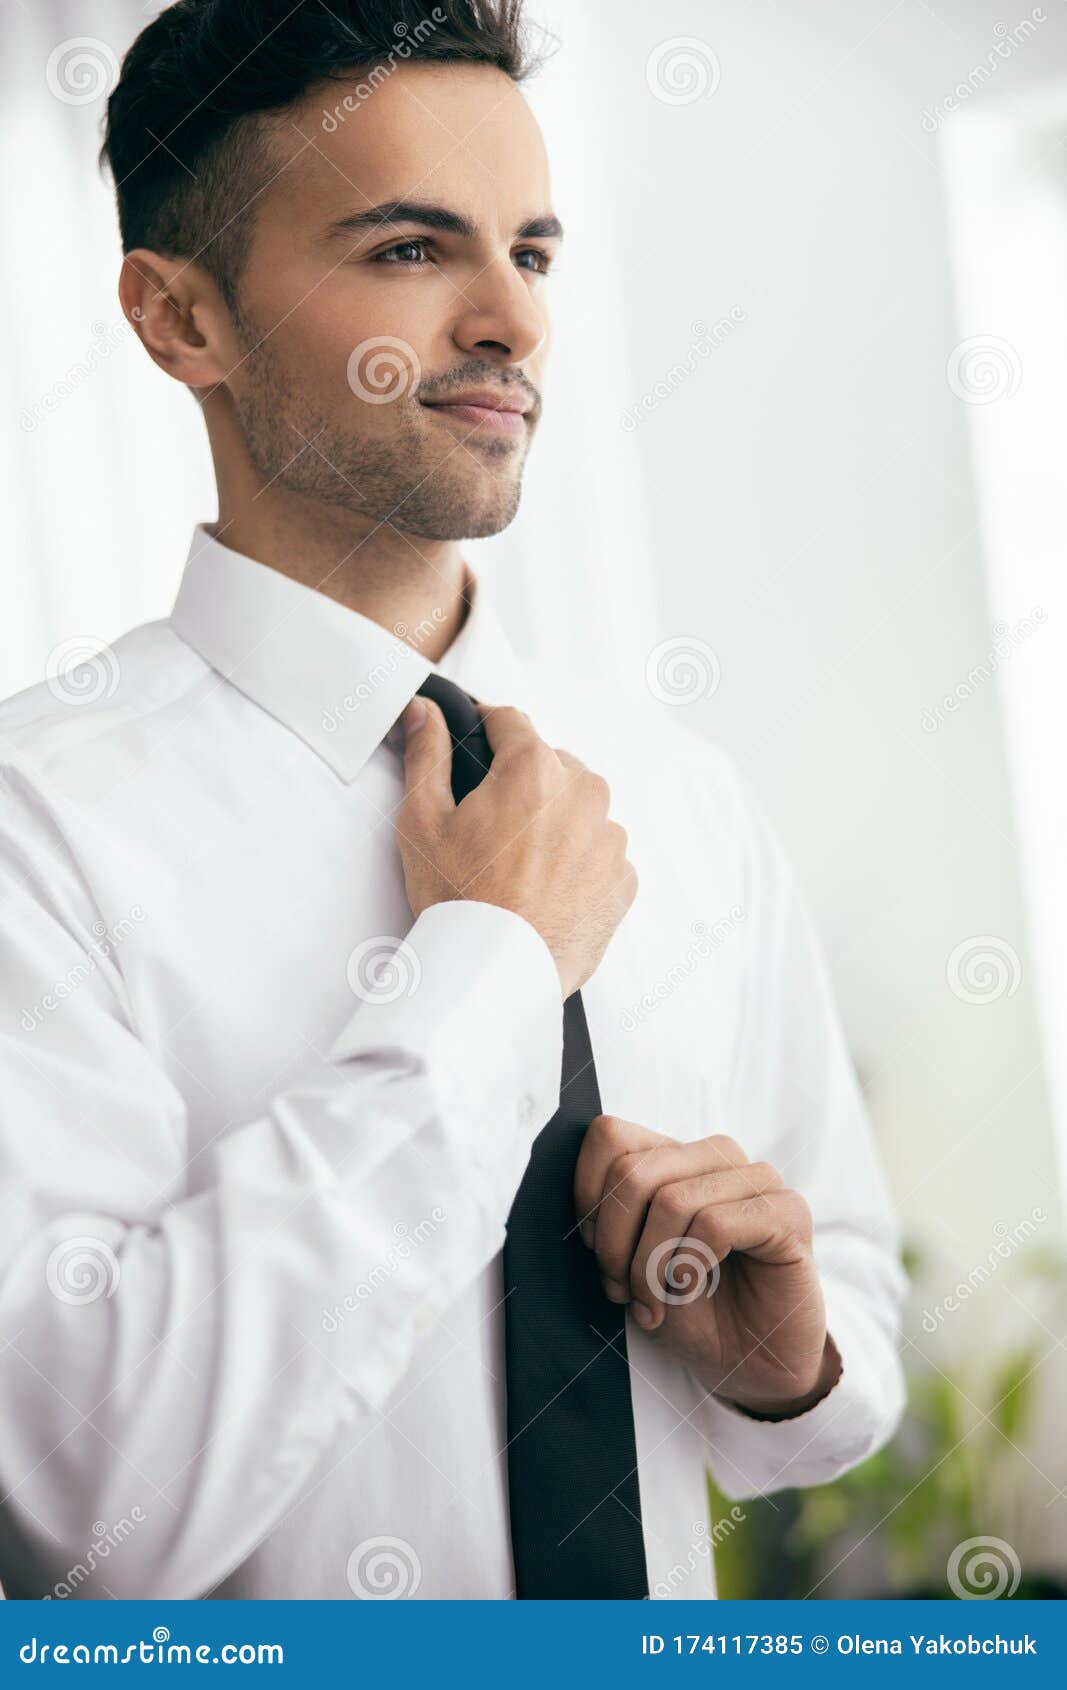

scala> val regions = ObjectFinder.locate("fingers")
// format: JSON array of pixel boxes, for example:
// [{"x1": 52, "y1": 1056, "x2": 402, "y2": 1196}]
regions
[
  {"x1": 400, "y1": 696, "x2": 455, "y2": 816},
  {"x1": 633, "y1": 1188, "x2": 814, "y2": 1331},
  {"x1": 479, "y1": 703, "x2": 543, "y2": 760},
  {"x1": 598, "y1": 1160, "x2": 785, "y2": 1300},
  {"x1": 573, "y1": 1115, "x2": 671, "y2": 1250},
  {"x1": 574, "y1": 1119, "x2": 747, "y2": 1256}
]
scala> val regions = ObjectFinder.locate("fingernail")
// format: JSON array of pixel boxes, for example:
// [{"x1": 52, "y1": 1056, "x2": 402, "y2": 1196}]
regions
[
  {"x1": 580, "y1": 1220, "x2": 595, "y2": 1248},
  {"x1": 631, "y1": 1303, "x2": 656, "y2": 1330},
  {"x1": 404, "y1": 697, "x2": 427, "y2": 733},
  {"x1": 602, "y1": 1278, "x2": 629, "y2": 1303}
]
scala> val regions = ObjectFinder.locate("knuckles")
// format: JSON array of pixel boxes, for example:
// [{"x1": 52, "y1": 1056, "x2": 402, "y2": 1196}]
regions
[
  {"x1": 647, "y1": 1183, "x2": 693, "y2": 1232},
  {"x1": 585, "y1": 1114, "x2": 634, "y2": 1160},
  {"x1": 744, "y1": 1160, "x2": 786, "y2": 1194}
]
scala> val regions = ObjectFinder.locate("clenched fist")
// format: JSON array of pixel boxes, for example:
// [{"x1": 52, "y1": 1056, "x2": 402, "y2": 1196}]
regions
[
  {"x1": 575, "y1": 1116, "x2": 842, "y2": 1419},
  {"x1": 397, "y1": 697, "x2": 637, "y2": 999}
]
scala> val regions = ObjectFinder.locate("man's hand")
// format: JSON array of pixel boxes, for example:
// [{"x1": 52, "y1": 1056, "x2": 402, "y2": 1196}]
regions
[
  {"x1": 574, "y1": 1116, "x2": 842, "y2": 1418},
  {"x1": 398, "y1": 698, "x2": 637, "y2": 1000}
]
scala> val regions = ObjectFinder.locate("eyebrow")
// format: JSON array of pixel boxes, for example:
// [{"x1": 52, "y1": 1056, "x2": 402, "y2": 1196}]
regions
[{"x1": 326, "y1": 199, "x2": 564, "y2": 243}]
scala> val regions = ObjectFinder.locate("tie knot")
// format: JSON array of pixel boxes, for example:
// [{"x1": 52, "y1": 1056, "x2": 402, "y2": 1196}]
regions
[
  {"x1": 416, "y1": 672, "x2": 491, "y2": 802},
  {"x1": 417, "y1": 671, "x2": 479, "y2": 739}
]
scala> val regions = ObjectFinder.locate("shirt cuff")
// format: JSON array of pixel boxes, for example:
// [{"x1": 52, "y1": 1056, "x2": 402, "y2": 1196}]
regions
[{"x1": 699, "y1": 1276, "x2": 906, "y2": 1500}]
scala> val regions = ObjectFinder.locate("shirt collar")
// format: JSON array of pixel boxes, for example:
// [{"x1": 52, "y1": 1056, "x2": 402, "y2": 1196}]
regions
[{"x1": 170, "y1": 525, "x2": 530, "y2": 783}]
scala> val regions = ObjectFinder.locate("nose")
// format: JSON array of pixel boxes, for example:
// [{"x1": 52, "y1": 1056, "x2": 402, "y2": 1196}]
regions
[{"x1": 451, "y1": 256, "x2": 546, "y2": 368}]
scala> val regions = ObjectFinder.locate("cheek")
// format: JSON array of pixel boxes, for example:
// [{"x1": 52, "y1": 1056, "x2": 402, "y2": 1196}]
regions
[{"x1": 308, "y1": 283, "x2": 437, "y2": 402}]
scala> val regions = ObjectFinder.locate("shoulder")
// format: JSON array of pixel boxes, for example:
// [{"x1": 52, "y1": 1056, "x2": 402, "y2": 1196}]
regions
[{"x1": 0, "y1": 620, "x2": 211, "y2": 800}]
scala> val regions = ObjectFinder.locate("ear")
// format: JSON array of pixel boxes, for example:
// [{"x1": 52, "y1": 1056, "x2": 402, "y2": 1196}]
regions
[{"x1": 118, "y1": 249, "x2": 239, "y2": 392}]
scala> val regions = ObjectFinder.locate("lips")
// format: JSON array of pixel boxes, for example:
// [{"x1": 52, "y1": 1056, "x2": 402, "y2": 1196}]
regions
[{"x1": 419, "y1": 387, "x2": 532, "y2": 438}]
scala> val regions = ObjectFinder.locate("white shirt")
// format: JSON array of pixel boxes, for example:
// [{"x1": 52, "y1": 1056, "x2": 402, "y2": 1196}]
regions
[{"x1": 0, "y1": 528, "x2": 905, "y2": 1601}]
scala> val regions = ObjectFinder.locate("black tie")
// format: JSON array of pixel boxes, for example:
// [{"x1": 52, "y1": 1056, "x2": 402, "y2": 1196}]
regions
[{"x1": 416, "y1": 672, "x2": 649, "y2": 1600}]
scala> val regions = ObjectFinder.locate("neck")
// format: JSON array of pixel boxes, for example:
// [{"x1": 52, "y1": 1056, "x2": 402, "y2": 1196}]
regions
[{"x1": 209, "y1": 481, "x2": 471, "y2": 665}]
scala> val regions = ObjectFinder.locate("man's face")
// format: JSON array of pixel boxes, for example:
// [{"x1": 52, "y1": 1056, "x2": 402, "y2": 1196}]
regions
[{"x1": 223, "y1": 62, "x2": 558, "y2": 541}]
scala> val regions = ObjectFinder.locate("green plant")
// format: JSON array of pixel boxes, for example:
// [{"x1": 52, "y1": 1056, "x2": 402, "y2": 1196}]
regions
[{"x1": 707, "y1": 1241, "x2": 1067, "y2": 1598}]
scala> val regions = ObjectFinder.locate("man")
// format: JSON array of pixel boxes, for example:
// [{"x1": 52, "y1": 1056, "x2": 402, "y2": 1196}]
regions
[{"x1": 0, "y1": 0, "x2": 904, "y2": 1600}]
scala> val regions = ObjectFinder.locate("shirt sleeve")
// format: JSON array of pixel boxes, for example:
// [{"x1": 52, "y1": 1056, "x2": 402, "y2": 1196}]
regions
[
  {"x1": 0, "y1": 765, "x2": 563, "y2": 1599},
  {"x1": 692, "y1": 764, "x2": 907, "y2": 1499}
]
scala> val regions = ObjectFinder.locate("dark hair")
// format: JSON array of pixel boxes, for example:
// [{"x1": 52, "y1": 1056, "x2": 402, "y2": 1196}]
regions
[{"x1": 100, "y1": 0, "x2": 536, "y2": 310}]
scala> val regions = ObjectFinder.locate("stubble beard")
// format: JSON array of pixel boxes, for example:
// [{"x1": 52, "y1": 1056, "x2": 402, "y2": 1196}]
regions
[{"x1": 230, "y1": 314, "x2": 528, "y2": 541}]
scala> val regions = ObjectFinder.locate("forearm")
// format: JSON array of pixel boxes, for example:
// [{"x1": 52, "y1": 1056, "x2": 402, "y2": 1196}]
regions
[{"x1": 0, "y1": 902, "x2": 563, "y2": 1597}]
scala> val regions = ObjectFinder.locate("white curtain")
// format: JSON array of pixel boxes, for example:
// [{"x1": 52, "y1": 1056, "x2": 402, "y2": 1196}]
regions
[{"x1": 0, "y1": 0, "x2": 215, "y2": 699}]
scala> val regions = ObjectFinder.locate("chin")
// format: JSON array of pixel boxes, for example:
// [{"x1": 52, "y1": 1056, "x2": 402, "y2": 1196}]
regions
[{"x1": 399, "y1": 471, "x2": 524, "y2": 541}]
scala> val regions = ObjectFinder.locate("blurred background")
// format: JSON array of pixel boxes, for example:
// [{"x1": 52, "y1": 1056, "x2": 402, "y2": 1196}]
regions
[{"x1": 2, "y1": 0, "x2": 1065, "y2": 1598}]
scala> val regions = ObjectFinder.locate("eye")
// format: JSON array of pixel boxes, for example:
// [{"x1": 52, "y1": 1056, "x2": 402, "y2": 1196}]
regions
[
  {"x1": 373, "y1": 239, "x2": 431, "y2": 265},
  {"x1": 514, "y1": 247, "x2": 553, "y2": 275}
]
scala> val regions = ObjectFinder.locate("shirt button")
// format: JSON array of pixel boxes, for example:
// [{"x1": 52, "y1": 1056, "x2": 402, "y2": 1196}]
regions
[{"x1": 518, "y1": 1092, "x2": 537, "y2": 1127}]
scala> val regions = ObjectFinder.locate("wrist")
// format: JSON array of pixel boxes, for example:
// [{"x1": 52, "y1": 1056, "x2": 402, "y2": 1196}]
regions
[{"x1": 718, "y1": 1334, "x2": 843, "y2": 1422}]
